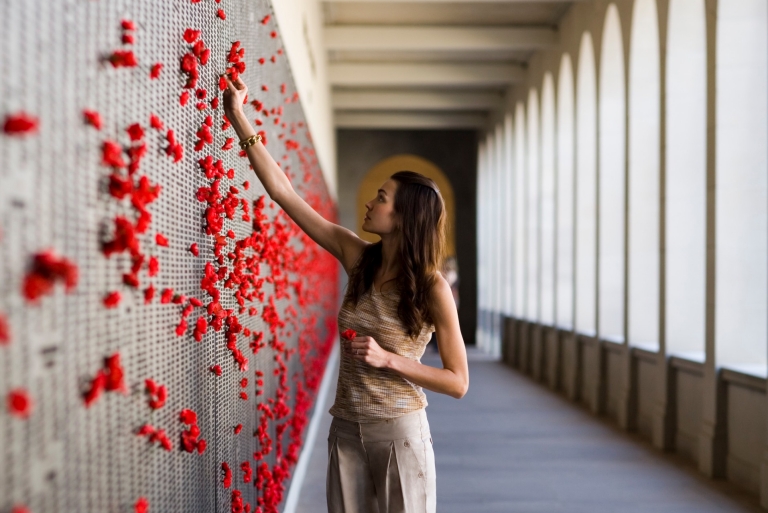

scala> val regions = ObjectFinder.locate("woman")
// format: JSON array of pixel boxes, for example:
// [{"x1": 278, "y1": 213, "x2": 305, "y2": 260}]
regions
[{"x1": 223, "y1": 76, "x2": 469, "y2": 513}]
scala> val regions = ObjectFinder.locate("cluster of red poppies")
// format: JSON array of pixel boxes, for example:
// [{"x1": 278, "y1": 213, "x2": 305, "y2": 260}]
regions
[{"x1": 1, "y1": 6, "x2": 341, "y2": 513}]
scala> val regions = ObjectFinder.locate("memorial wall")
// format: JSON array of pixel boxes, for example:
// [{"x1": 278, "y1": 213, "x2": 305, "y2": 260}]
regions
[{"x1": 0, "y1": 1, "x2": 339, "y2": 512}]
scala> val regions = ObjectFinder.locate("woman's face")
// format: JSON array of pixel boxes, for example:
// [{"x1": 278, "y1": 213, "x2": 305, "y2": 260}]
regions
[{"x1": 362, "y1": 179, "x2": 399, "y2": 235}]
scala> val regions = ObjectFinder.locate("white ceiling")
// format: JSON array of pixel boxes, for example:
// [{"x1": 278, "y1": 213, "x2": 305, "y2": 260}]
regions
[{"x1": 323, "y1": 1, "x2": 576, "y2": 129}]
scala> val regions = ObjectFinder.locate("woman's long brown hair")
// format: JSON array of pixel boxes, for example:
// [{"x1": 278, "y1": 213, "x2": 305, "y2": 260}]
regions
[{"x1": 343, "y1": 171, "x2": 447, "y2": 338}]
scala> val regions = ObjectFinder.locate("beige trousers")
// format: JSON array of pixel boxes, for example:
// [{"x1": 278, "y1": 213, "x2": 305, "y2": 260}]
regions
[{"x1": 326, "y1": 409, "x2": 436, "y2": 513}]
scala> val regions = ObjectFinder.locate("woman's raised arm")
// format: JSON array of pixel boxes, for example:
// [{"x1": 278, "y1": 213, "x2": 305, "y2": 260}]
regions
[{"x1": 222, "y1": 75, "x2": 367, "y2": 273}]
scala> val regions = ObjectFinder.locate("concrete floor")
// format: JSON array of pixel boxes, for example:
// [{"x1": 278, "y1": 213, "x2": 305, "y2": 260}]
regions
[{"x1": 294, "y1": 345, "x2": 763, "y2": 513}]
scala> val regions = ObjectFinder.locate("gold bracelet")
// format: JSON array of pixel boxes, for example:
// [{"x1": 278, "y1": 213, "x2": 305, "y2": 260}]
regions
[{"x1": 239, "y1": 133, "x2": 262, "y2": 150}]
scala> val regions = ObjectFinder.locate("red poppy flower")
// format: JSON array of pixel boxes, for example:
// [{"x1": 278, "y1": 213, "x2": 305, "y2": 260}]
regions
[
  {"x1": 160, "y1": 288, "x2": 173, "y2": 304},
  {"x1": 270, "y1": 55, "x2": 277, "y2": 63},
  {"x1": 102, "y1": 140, "x2": 126, "y2": 168},
  {"x1": 239, "y1": 391, "x2": 248, "y2": 400},
  {"x1": 222, "y1": 137, "x2": 234, "y2": 150},
  {"x1": 189, "y1": 243, "x2": 199, "y2": 256},
  {"x1": 0, "y1": 313, "x2": 10, "y2": 345},
  {"x1": 109, "y1": 50, "x2": 138, "y2": 68},
  {"x1": 261, "y1": 15, "x2": 271, "y2": 24},
  {"x1": 234, "y1": 424, "x2": 243, "y2": 434},
  {"x1": 121, "y1": 19, "x2": 136, "y2": 31},
  {"x1": 155, "y1": 233, "x2": 168, "y2": 247},
  {"x1": 103, "y1": 291, "x2": 121, "y2": 308},
  {"x1": 144, "y1": 256, "x2": 158, "y2": 277},
  {"x1": 175, "y1": 319, "x2": 188, "y2": 337},
  {"x1": 123, "y1": 272, "x2": 139, "y2": 288},
  {"x1": 209, "y1": 364, "x2": 222, "y2": 376},
  {"x1": 144, "y1": 284, "x2": 155, "y2": 304},
  {"x1": 261, "y1": 85, "x2": 268, "y2": 92},
  {"x1": 180, "y1": 91, "x2": 190, "y2": 106},
  {"x1": 3, "y1": 112, "x2": 39, "y2": 136},
  {"x1": 199, "y1": 48, "x2": 211, "y2": 65},
  {"x1": 240, "y1": 461, "x2": 252, "y2": 482},
  {"x1": 126, "y1": 123, "x2": 144, "y2": 141},
  {"x1": 222, "y1": 462, "x2": 232, "y2": 488},
  {"x1": 258, "y1": 58, "x2": 265, "y2": 65},
  {"x1": 83, "y1": 370, "x2": 106, "y2": 407},
  {"x1": 23, "y1": 250, "x2": 79, "y2": 303},
  {"x1": 11, "y1": 506, "x2": 30, "y2": 513},
  {"x1": 149, "y1": 114, "x2": 163, "y2": 130},
  {"x1": 134, "y1": 497, "x2": 149, "y2": 513},
  {"x1": 209, "y1": 97, "x2": 219, "y2": 109},
  {"x1": 150, "y1": 63, "x2": 163, "y2": 79},
  {"x1": 341, "y1": 329, "x2": 356, "y2": 341},
  {"x1": 7, "y1": 389, "x2": 32, "y2": 418},
  {"x1": 217, "y1": 9, "x2": 226, "y2": 19},
  {"x1": 197, "y1": 439, "x2": 207, "y2": 454},
  {"x1": 219, "y1": 75, "x2": 227, "y2": 91},
  {"x1": 104, "y1": 353, "x2": 127, "y2": 393},
  {"x1": 83, "y1": 109, "x2": 103, "y2": 130},
  {"x1": 190, "y1": 297, "x2": 203, "y2": 307},
  {"x1": 183, "y1": 28, "x2": 201, "y2": 44},
  {"x1": 146, "y1": 379, "x2": 167, "y2": 410},
  {"x1": 179, "y1": 408, "x2": 197, "y2": 425},
  {"x1": 270, "y1": 31, "x2": 277, "y2": 38},
  {"x1": 122, "y1": 33, "x2": 135, "y2": 45}
]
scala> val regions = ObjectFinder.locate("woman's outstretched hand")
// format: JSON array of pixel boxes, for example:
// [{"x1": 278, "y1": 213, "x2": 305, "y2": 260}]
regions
[
  {"x1": 222, "y1": 75, "x2": 249, "y2": 132},
  {"x1": 345, "y1": 336, "x2": 391, "y2": 369}
]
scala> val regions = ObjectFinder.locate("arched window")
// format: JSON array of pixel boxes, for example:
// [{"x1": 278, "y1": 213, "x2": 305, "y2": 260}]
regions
[
  {"x1": 557, "y1": 54, "x2": 575, "y2": 330},
  {"x1": 514, "y1": 102, "x2": 527, "y2": 318},
  {"x1": 598, "y1": 4, "x2": 626, "y2": 342},
  {"x1": 540, "y1": 74, "x2": 557, "y2": 326},
  {"x1": 575, "y1": 32, "x2": 597, "y2": 335},
  {"x1": 628, "y1": 0, "x2": 660, "y2": 350},
  {"x1": 526, "y1": 89, "x2": 541, "y2": 322},
  {"x1": 666, "y1": 0, "x2": 706, "y2": 359},
  {"x1": 715, "y1": 0, "x2": 768, "y2": 371}
]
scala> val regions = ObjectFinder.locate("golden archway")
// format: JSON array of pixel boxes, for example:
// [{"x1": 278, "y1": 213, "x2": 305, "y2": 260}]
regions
[{"x1": 356, "y1": 154, "x2": 456, "y2": 258}]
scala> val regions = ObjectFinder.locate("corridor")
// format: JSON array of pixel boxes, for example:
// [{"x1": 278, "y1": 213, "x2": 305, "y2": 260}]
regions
[{"x1": 294, "y1": 348, "x2": 762, "y2": 513}]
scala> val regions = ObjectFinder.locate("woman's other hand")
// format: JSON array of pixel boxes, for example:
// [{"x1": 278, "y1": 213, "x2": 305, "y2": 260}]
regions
[{"x1": 345, "y1": 336, "x2": 391, "y2": 369}]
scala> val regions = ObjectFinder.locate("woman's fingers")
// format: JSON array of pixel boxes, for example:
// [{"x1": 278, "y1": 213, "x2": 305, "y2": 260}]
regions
[
  {"x1": 224, "y1": 76, "x2": 239, "y2": 96},
  {"x1": 233, "y1": 76, "x2": 247, "y2": 91}
]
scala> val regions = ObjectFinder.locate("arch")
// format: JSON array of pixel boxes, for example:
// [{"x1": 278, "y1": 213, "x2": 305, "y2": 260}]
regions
[
  {"x1": 356, "y1": 154, "x2": 456, "y2": 258},
  {"x1": 514, "y1": 102, "x2": 527, "y2": 318},
  {"x1": 526, "y1": 88, "x2": 541, "y2": 322},
  {"x1": 666, "y1": 0, "x2": 706, "y2": 358},
  {"x1": 715, "y1": 0, "x2": 768, "y2": 370},
  {"x1": 598, "y1": 4, "x2": 626, "y2": 342},
  {"x1": 540, "y1": 74, "x2": 557, "y2": 326},
  {"x1": 575, "y1": 31, "x2": 597, "y2": 335},
  {"x1": 556, "y1": 53, "x2": 575, "y2": 330},
  {"x1": 628, "y1": 0, "x2": 660, "y2": 349}
]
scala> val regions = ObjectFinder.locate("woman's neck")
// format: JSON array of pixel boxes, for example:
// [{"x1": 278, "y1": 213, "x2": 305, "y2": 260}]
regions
[{"x1": 379, "y1": 234, "x2": 400, "y2": 278}]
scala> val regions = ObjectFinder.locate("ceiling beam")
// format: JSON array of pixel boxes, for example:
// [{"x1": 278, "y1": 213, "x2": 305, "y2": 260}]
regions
[
  {"x1": 325, "y1": 26, "x2": 556, "y2": 53},
  {"x1": 329, "y1": 62, "x2": 525, "y2": 87},
  {"x1": 333, "y1": 90, "x2": 503, "y2": 111},
  {"x1": 335, "y1": 111, "x2": 488, "y2": 129}
]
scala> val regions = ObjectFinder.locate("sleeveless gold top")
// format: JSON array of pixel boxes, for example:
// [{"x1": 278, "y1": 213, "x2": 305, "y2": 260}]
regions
[{"x1": 330, "y1": 285, "x2": 435, "y2": 422}]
